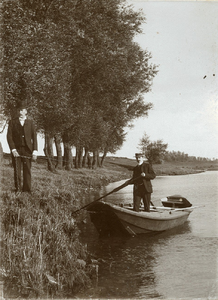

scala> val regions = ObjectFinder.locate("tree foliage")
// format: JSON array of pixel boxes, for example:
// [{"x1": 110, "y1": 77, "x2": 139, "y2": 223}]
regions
[
  {"x1": 139, "y1": 133, "x2": 168, "y2": 164},
  {"x1": 2, "y1": 0, "x2": 158, "y2": 169}
]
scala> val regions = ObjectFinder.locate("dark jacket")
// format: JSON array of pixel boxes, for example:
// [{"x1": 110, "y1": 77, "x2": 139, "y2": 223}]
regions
[
  {"x1": 7, "y1": 118, "x2": 38, "y2": 153},
  {"x1": 130, "y1": 162, "x2": 156, "y2": 193}
]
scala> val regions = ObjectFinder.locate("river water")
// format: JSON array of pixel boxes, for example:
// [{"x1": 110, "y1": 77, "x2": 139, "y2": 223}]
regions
[{"x1": 79, "y1": 171, "x2": 218, "y2": 299}]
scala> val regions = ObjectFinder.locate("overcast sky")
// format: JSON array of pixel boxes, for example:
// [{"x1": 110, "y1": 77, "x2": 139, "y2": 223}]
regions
[
  {"x1": 1, "y1": 1, "x2": 218, "y2": 159},
  {"x1": 116, "y1": 0, "x2": 218, "y2": 159}
]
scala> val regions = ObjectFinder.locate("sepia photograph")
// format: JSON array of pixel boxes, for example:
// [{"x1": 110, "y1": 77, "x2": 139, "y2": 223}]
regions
[{"x1": 0, "y1": 0, "x2": 218, "y2": 299}]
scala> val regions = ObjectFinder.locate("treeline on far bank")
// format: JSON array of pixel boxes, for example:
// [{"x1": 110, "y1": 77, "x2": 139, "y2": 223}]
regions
[{"x1": 163, "y1": 151, "x2": 217, "y2": 163}]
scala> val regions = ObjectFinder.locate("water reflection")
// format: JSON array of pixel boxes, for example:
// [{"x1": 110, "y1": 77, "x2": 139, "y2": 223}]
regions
[
  {"x1": 79, "y1": 211, "x2": 192, "y2": 299},
  {"x1": 78, "y1": 172, "x2": 218, "y2": 299},
  {"x1": 81, "y1": 230, "x2": 161, "y2": 298},
  {"x1": 96, "y1": 238, "x2": 159, "y2": 299}
]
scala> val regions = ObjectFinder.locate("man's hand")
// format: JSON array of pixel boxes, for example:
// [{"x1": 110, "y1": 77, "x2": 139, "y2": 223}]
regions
[
  {"x1": 141, "y1": 172, "x2": 146, "y2": 177},
  {"x1": 32, "y1": 155, "x2": 37, "y2": 161},
  {"x1": 12, "y1": 149, "x2": 19, "y2": 157},
  {"x1": 32, "y1": 150, "x2": 37, "y2": 161}
]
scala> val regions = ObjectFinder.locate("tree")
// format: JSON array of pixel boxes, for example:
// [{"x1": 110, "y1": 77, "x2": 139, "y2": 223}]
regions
[
  {"x1": 146, "y1": 140, "x2": 168, "y2": 164},
  {"x1": 138, "y1": 133, "x2": 150, "y2": 154},
  {"x1": 2, "y1": 0, "x2": 158, "y2": 170},
  {"x1": 65, "y1": 0, "x2": 158, "y2": 166},
  {"x1": 139, "y1": 133, "x2": 168, "y2": 164},
  {"x1": 2, "y1": 0, "x2": 78, "y2": 169}
]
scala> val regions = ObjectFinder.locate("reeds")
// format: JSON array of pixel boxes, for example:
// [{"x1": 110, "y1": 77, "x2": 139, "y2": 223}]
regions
[{"x1": 1, "y1": 180, "x2": 93, "y2": 298}]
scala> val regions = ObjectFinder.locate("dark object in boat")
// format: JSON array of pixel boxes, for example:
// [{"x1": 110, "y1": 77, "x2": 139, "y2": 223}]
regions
[{"x1": 161, "y1": 195, "x2": 192, "y2": 208}]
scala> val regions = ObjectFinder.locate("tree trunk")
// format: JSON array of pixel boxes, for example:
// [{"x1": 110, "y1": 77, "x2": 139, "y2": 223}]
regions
[
  {"x1": 92, "y1": 150, "x2": 98, "y2": 169},
  {"x1": 75, "y1": 146, "x2": 83, "y2": 168},
  {"x1": 97, "y1": 150, "x2": 101, "y2": 167},
  {"x1": 100, "y1": 149, "x2": 107, "y2": 167},
  {"x1": 54, "y1": 134, "x2": 62, "y2": 169},
  {"x1": 82, "y1": 147, "x2": 89, "y2": 168},
  {"x1": 62, "y1": 132, "x2": 73, "y2": 170},
  {"x1": 75, "y1": 147, "x2": 79, "y2": 169},
  {"x1": 79, "y1": 147, "x2": 83, "y2": 168},
  {"x1": 87, "y1": 153, "x2": 93, "y2": 169},
  {"x1": 63, "y1": 142, "x2": 73, "y2": 171},
  {"x1": 0, "y1": 142, "x2": 3, "y2": 169},
  {"x1": 44, "y1": 132, "x2": 55, "y2": 172}
]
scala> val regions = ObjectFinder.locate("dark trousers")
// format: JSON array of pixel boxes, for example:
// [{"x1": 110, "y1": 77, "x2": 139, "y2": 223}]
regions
[
  {"x1": 12, "y1": 147, "x2": 32, "y2": 192},
  {"x1": 133, "y1": 184, "x2": 151, "y2": 212}
]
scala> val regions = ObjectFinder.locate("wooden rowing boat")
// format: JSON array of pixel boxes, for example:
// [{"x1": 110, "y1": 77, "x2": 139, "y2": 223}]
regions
[{"x1": 87, "y1": 196, "x2": 193, "y2": 237}]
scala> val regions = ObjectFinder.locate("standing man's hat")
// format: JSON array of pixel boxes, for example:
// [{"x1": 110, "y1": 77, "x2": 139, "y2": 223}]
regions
[
  {"x1": 135, "y1": 153, "x2": 144, "y2": 158},
  {"x1": 16, "y1": 100, "x2": 28, "y2": 110}
]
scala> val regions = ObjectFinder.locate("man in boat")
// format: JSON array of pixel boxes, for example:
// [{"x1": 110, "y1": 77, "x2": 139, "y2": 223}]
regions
[
  {"x1": 7, "y1": 101, "x2": 38, "y2": 193},
  {"x1": 128, "y1": 153, "x2": 156, "y2": 212}
]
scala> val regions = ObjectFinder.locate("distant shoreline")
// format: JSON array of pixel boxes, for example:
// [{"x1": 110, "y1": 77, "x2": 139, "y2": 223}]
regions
[{"x1": 2, "y1": 152, "x2": 218, "y2": 178}]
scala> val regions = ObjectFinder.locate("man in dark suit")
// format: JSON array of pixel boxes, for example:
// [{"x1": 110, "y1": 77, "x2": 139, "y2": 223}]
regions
[
  {"x1": 7, "y1": 102, "x2": 38, "y2": 192},
  {"x1": 128, "y1": 153, "x2": 156, "y2": 212}
]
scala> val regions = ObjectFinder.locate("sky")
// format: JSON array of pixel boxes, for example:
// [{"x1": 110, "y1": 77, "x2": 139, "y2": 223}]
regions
[
  {"x1": 115, "y1": 0, "x2": 218, "y2": 159},
  {"x1": 1, "y1": 1, "x2": 218, "y2": 159}
]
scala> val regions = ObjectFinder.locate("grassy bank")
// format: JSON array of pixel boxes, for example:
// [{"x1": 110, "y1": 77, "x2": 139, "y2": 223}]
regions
[
  {"x1": 1, "y1": 155, "x2": 217, "y2": 298},
  {"x1": 1, "y1": 158, "x2": 130, "y2": 298}
]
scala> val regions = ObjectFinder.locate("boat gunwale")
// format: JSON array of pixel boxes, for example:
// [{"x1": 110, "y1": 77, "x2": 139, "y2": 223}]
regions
[{"x1": 97, "y1": 201, "x2": 192, "y2": 221}]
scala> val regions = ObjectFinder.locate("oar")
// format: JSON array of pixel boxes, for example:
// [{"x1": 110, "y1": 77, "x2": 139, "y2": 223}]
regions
[{"x1": 71, "y1": 176, "x2": 142, "y2": 215}]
